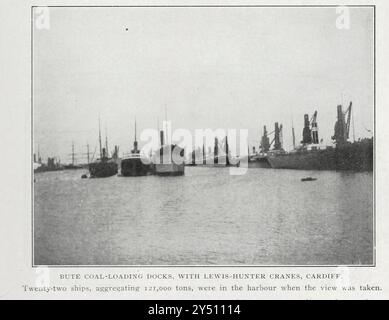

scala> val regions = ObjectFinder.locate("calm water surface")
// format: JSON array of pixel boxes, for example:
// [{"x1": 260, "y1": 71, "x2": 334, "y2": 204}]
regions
[{"x1": 34, "y1": 167, "x2": 373, "y2": 265}]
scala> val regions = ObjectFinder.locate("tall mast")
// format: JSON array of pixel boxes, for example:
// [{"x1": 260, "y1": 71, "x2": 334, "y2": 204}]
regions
[
  {"x1": 164, "y1": 105, "x2": 168, "y2": 145},
  {"x1": 98, "y1": 117, "x2": 102, "y2": 159},
  {"x1": 86, "y1": 143, "x2": 90, "y2": 164},
  {"x1": 134, "y1": 116, "x2": 137, "y2": 142},
  {"x1": 352, "y1": 105, "x2": 355, "y2": 142},
  {"x1": 38, "y1": 145, "x2": 41, "y2": 163},
  {"x1": 203, "y1": 136, "x2": 206, "y2": 164},
  {"x1": 72, "y1": 141, "x2": 75, "y2": 165},
  {"x1": 132, "y1": 117, "x2": 139, "y2": 153},
  {"x1": 292, "y1": 120, "x2": 296, "y2": 149},
  {"x1": 105, "y1": 123, "x2": 109, "y2": 156}
]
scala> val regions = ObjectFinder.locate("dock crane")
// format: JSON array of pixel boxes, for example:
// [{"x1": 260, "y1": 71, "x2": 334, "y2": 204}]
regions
[
  {"x1": 332, "y1": 101, "x2": 352, "y2": 145},
  {"x1": 260, "y1": 123, "x2": 283, "y2": 152},
  {"x1": 311, "y1": 111, "x2": 319, "y2": 144},
  {"x1": 302, "y1": 111, "x2": 319, "y2": 145},
  {"x1": 345, "y1": 102, "x2": 352, "y2": 140}
]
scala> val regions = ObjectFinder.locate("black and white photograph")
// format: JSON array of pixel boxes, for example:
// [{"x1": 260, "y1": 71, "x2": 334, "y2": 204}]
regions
[{"x1": 32, "y1": 5, "x2": 374, "y2": 266}]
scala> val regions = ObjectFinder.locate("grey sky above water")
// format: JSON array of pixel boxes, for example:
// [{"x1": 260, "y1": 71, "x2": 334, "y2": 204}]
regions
[{"x1": 33, "y1": 7, "x2": 374, "y2": 163}]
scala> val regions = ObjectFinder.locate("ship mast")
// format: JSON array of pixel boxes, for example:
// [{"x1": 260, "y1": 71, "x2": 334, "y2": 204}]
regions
[
  {"x1": 86, "y1": 143, "x2": 90, "y2": 164},
  {"x1": 98, "y1": 117, "x2": 102, "y2": 159},
  {"x1": 164, "y1": 105, "x2": 168, "y2": 145},
  {"x1": 71, "y1": 141, "x2": 75, "y2": 166},
  {"x1": 352, "y1": 106, "x2": 355, "y2": 142},
  {"x1": 38, "y1": 145, "x2": 41, "y2": 163},
  {"x1": 132, "y1": 117, "x2": 139, "y2": 153},
  {"x1": 105, "y1": 123, "x2": 109, "y2": 157},
  {"x1": 202, "y1": 136, "x2": 206, "y2": 164},
  {"x1": 292, "y1": 120, "x2": 296, "y2": 149}
]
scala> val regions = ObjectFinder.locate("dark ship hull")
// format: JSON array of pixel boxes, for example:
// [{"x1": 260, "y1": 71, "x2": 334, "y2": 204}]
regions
[
  {"x1": 155, "y1": 163, "x2": 185, "y2": 176},
  {"x1": 63, "y1": 164, "x2": 83, "y2": 170},
  {"x1": 34, "y1": 166, "x2": 63, "y2": 173},
  {"x1": 195, "y1": 154, "x2": 240, "y2": 167},
  {"x1": 121, "y1": 158, "x2": 152, "y2": 176},
  {"x1": 248, "y1": 155, "x2": 271, "y2": 168},
  {"x1": 89, "y1": 160, "x2": 118, "y2": 178},
  {"x1": 267, "y1": 139, "x2": 373, "y2": 171}
]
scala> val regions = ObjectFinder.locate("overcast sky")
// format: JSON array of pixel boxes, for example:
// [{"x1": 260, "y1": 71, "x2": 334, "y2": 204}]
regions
[{"x1": 33, "y1": 6, "x2": 374, "y2": 163}]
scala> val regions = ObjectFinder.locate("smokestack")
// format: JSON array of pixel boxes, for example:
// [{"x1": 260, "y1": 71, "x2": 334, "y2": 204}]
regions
[{"x1": 160, "y1": 130, "x2": 165, "y2": 147}]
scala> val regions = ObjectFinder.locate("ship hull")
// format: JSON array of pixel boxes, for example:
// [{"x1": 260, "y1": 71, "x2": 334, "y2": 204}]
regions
[
  {"x1": 193, "y1": 155, "x2": 240, "y2": 167},
  {"x1": 248, "y1": 156, "x2": 271, "y2": 168},
  {"x1": 267, "y1": 149, "x2": 336, "y2": 170},
  {"x1": 154, "y1": 144, "x2": 185, "y2": 176},
  {"x1": 155, "y1": 163, "x2": 185, "y2": 176},
  {"x1": 267, "y1": 139, "x2": 373, "y2": 171},
  {"x1": 34, "y1": 166, "x2": 64, "y2": 173},
  {"x1": 121, "y1": 158, "x2": 152, "y2": 177},
  {"x1": 63, "y1": 165, "x2": 83, "y2": 170},
  {"x1": 89, "y1": 161, "x2": 118, "y2": 178}
]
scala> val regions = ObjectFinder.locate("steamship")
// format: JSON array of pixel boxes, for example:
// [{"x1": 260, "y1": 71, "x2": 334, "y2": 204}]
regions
[
  {"x1": 246, "y1": 124, "x2": 279, "y2": 168},
  {"x1": 266, "y1": 102, "x2": 373, "y2": 171},
  {"x1": 154, "y1": 129, "x2": 185, "y2": 176},
  {"x1": 120, "y1": 120, "x2": 152, "y2": 176},
  {"x1": 89, "y1": 120, "x2": 118, "y2": 178}
]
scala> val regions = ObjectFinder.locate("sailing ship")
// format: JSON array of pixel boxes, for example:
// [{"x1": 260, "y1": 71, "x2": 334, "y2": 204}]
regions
[
  {"x1": 63, "y1": 142, "x2": 83, "y2": 169},
  {"x1": 88, "y1": 119, "x2": 118, "y2": 178},
  {"x1": 120, "y1": 120, "x2": 152, "y2": 176}
]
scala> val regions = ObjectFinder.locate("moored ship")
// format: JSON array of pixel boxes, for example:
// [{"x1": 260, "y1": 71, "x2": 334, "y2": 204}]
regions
[
  {"x1": 247, "y1": 153, "x2": 271, "y2": 168},
  {"x1": 63, "y1": 142, "x2": 83, "y2": 170},
  {"x1": 89, "y1": 119, "x2": 118, "y2": 178},
  {"x1": 194, "y1": 136, "x2": 240, "y2": 167},
  {"x1": 267, "y1": 102, "x2": 373, "y2": 171},
  {"x1": 120, "y1": 120, "x2": 152, "y2": 176},
  {"x1": 34, "y1": 155, "x2": 64, "y2": 173},
  {"x1": 246, "y1": 124, "x2": 281, "y2": 168},
  {"x1": 154, "y1": 129, "x2": 185, "y2": 176}
]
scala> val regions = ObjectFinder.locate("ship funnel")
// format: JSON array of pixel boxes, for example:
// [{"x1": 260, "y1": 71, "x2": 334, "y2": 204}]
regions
[{"x1": 160, "y1": 130, "x2": 165, "y2": 146}]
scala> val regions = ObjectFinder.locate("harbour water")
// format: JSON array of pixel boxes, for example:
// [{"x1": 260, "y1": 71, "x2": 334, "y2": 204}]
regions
[{"x1": 34, "y1": 167, "x2": 373, "y2": 265}]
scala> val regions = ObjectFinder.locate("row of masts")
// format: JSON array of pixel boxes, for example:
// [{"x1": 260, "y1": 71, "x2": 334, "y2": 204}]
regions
[
  {"x1": 98, "y1": 117, "x2": 110, "y2": 160},
  {"x1": 37, "y1": 102, "x2": 361, "y2": 165}
]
